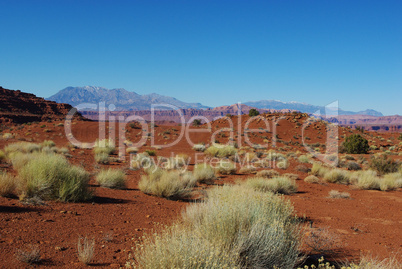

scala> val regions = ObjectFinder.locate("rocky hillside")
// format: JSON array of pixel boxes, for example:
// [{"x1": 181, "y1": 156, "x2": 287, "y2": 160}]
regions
[
  {"x1": 48, "y1": 86, "x2": 209, "y2": 110},
  {"x1": 0, "y1": 86, "x2": 83, "y2": 125}
]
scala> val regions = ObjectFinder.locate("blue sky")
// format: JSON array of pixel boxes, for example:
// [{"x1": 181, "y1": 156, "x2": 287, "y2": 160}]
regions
[{"x1": 0, "y1": 0, "x2": 401, "y2": 115}]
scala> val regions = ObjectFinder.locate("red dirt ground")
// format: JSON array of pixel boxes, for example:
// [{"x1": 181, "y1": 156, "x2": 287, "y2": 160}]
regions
[{"x1": 0, "y1": 115, "x2": 401, "y2": 268}]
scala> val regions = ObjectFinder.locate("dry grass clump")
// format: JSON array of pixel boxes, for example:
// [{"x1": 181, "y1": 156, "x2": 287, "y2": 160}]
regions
[
  {"x1": 96, "y1": 169, "x2": 126, "y2": 189},
  {"x1": 215, "y1": 160, "x2": 237, "y2": 175},
  {"x1": 94, "y1": 139, "x2": 115, "y2": 155},
  {"x1": 298, "y1": 155, "x2": 310, "y2": 163},
  {"x1": 4, "y1": 142, "x2": 42, "y2": 155},
  {"x1": 15, "y1": 244, "x2": 41, "y2": 264},
  {"x1": 2, "y1": 133, "x2": 14, "y2": 139},
  {"x1": 163, "y1": 154, "x2": 190, "y2": 170},
  {"x1": 298, "y1": 255, "x2": 402, "y2": 269},
  {"x1": 256, "y1": 169, "x2": 279, "y2": 178},
  {"x1": 42, "y1": 140, "x2": 56, "y2": 148},
  {"x1": 139, "y1": 169, "x2": 196, "y2": 199},
  {"x1": 192, "y1": 143, "x2": 206, "y2": 152},
  {"x1": 77, "y1": 237, "x2": 95, "y2": 265},
  {"x1": 304, "y1": 175, "x2": 320, "y2": 184},
  {"x1": 130, "y1": 152, "x2": 153, "y2": 170},
  {"x1": 193, "y1": 163, "x2": 216, "y2": 184},
  {"x1": 0, "y1": 150, "x2": 6, "y2": 162},
  {"x1": 296, "y1": 164, "x2": 310, "y2": 173},
  {"x1": 128, "y1": 185, "x2": 301, "y2": 268},
  {"x1": 17, "y1": 153, "x2": 92, "y2": 202},
  {"x1": 283, "y1": 173, "x2": 299, "y2": 180},
  {"x1": 243, "y1": 176, "x2": 298, "y2": 195},
  {"x1": 328, "y1": 190, "x2": 351, "y2": 199},
  {"x1": 0, "y1": 172, "x2": 17, "y2": 197},
  {"x1": 205, "y1": 145, "x2": 237, "y2": 158},
  {"x1": 350, "y1": 170, "x2": 380, "y2": 190},
  {"x1": 238, "y1": 165, "x2": 257, "y2": 174},
  {"x1": 126, "y1": 147, "x2": 138, "y2": 154},
  {"x1": 311, "y1": 163, "x2": 329, "y2": 177},
  {"x1": 94, "y1": 152, "x2": 109, "y2": 164},
  {"x1": 323, "y1": 169, "x2": 351, "y2": 184}
]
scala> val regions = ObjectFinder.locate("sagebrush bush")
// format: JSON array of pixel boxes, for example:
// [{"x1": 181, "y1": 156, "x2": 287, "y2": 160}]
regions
[
  {"x1": 0, "y1": 172, "x2": 17, "y2": 197},
  {"x1": 346, "y1": 161, "x2": 361, "y2": 171},
  {"x1": 342, "y1": 134, "x2": 369, "y2": 154},
  {"x1": 96, "y1": 169, "x2": 126, "y2": 189},
  {"x1": 304, "y1": 175, "x2": 320, "y2": 184},
  {"x1": 323, "y1": 169, "x2": 350, "y2": 184},
  {"x1": 214, "y1": 160, "x2": 236, "y2": 175},
  {"x1": 256, "y1": 169, "x2": 279, "y2": 178},
  {"x1": 18, "y1": 153, "x2": 92, "y2": 202},
  {"x1": 193, "y1": 163, "x2": 216, "y2": 184},
  {"x1": 205, "y1": 145, "x2": 237, "y2": 158},
  {"x1": 139, "y1": 169, "x2": 196, "y2": 199},
  {"x1": 369, "y1": 155, "x2": 400, "y2": 175},
  {"x1": 298, "y1": 155, "x2": 310, "y2": 163},
  {"x1": 243, "y1": 176, "x2": 298, "y2": 195},
  {"x1": 129, "y1": 185, "x2": 301, "y2": 268}
]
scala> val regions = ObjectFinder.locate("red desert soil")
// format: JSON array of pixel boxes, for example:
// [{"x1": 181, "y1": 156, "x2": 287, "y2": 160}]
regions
[{"x1": 0, "y1": 116, "x2": 401, "y2": 268}]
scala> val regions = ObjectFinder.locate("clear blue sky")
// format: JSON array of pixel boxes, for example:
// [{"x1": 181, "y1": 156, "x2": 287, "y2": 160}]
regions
[{"x1": 0, "y1": 0, "x2": 401, "y2": 115}]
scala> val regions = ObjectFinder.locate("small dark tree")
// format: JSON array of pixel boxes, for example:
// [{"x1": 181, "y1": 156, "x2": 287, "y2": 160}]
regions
[
  {"x1": 398, "y1": 133, "x2": 402, "y2": 140},
  {"x1": 249, "y1": 109, "x2": 260, "y2": 117},
  {"x1": 192, "y1": 119, "x2": 202, "y2": 126},
  {"x1": 342, "y1": 134, "x2": 369, "y2": 154}
]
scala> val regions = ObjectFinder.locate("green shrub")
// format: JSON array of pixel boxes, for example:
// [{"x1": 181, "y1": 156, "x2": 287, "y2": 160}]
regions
[
  {"x1": 369, "y1": 155, "x2": 400, "y2": 175},
  {"x1": 248, "y1": 108, "x2": 260, "y2": 117},
  {"x1": 18, "y1": 153, "x2": 92, "y2": 202},
  {"x1": 96, "y1": 169, "x2": 126, "y2": 189},
  {"x1": 193, "y1": 163, "x2": 216, "y2": 184},
  {"x1": 215, "y1": 160, "x2": 237, "y2": 175},
  {"x1": 145, "y1": 150, "x2": 156, "y2": 156},
  {"x1": 342, "y1": 134, "x2": 369, "y2": 154},
  {"x1": 205, "y1": 145, "x2": 237, "y2": 158},
  {"x1": 138, "y1": 170, "x2": 196, "y2": 199},
  {"x1": 129, "y1": 185, "x2": 301, "y2": 268},
  {"x1": 0, "y1": 172, "x2": 17, "y2": 197},
  {"x1": 243, "y1": 176, "x2": 298, "y2": 195}
]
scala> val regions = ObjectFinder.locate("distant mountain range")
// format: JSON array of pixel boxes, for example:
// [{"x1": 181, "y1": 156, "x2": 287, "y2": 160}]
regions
[
  {"x1": 243, "y1": 100, "x2": 383, "y2": 117},
  {"x1": 48, "y1": 86, "x2": 208, "y2": 111},
  {"x1": 48, "y1": 86, "x2": 383, "y2": 117}
]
